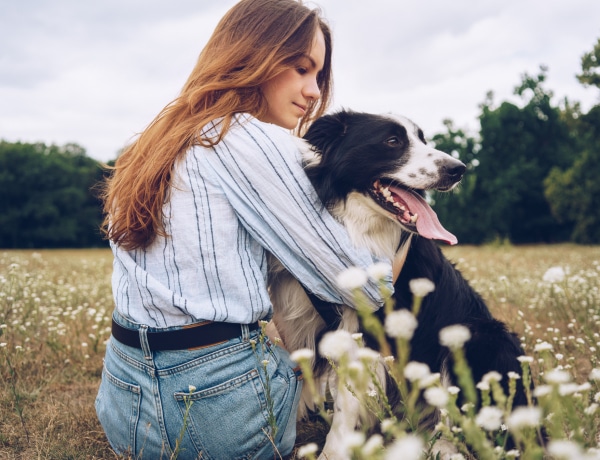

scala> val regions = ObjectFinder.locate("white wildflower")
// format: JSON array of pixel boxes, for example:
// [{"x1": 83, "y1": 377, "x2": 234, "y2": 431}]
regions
[
  {"x1": 461, "y1": 403, "x2": 474, "y2": 413},
  {"x1": 482, "y1": 371, "x2": 502, "y2": 383},
  {"x1": 385, "y1": 309, "x2": 418, "y2": 339},
  {"x1": 475, "y1": 406, "x2": 504, "y2": 431},
  {"x1": 558, "y1": 383, "x2": 581, "y2": 396},
  {"x1": 449, "y1": 455, "x2": 466, "y2": 460},
  {"x1": 533, "y1": 385, "x2": 552, "y2": 398},
  {"x1": 543, "y1": 266, "x2": 565, "y2": 283},
  {"x1": 594, "y1": 392, "x2": 600, "y2": 403},
  {"x1": 381, "y1": 418, "x2": 395, "y2": 433},
  {"x1": 384, "y1": 434, "x2": 424, "y2": 460},
  {"x1": 344, "y1": 431, "x2": 365, "y2": 450},
  {"x1": 424, "y1": 387, "x2": 449, "y2": 408},
  {"x1": 577, "y1": 382, "x2": 592, "y2": 392},
  {"x1": 588, "y1": 368, "x2": 600, "y2": 381},
  {"x1": 290, "y1": 348, "x2": 315, "y2": 362},
  {"x1": 362, "y1": 434, "x2": 384, "y2": 456},
  {"x1": 297, "y1": 443, "x2": 319, "y2": 458},
  {"x1": 356, "y1": 347, "x2": 380, "y2": 361},
  {"x1": 544, "y1": 369, "x2": 571, "y2": 384},
  {"x1": 508, "y1": 371, "x2": 521, "y2": 380},
  {"x1": 319, "y1": 330, "x2": 354, "y2": 361},
  {"x1": 418, "y1": 372, "x2": 441, "y2": 389},
  {"x1": 188, "y1": 385, "x2": 196, "y2": 393},
  {"x1": 439, "y1": 325, "x2": 471, "y2": 349},
  {"x1": 476, "y1": 381, "x2": 490, "y2": 391},
  {"x1": 367, "y1": 262, "x2": 392, "y2": 281},
  {"x1": 507, "y1": 407, "x2": 542, "y2": 431},
  {"x1": 547, "y1": 440, "x2": 583, "y2": 459},
  {"x1": 404, "y1": 361, "x2": 431, "y2": 382},
  {"x1": 505, "y1": 449, "x2": 520, "y2": 458},
  {"x1": 534, "y1": 341, "x2": 553, "y2": 353},
  {"x1": 517, "y1": 355, "x2": 534, "y2": 363},
  {"x1": 584, "y1": 403, "x2": 598, "y2": 415},
  {"x1": 337, "y1": 267, "x2": 368, "y2": 290},
  {"x1": 447, "y1": 386, "x2": 461, "y2": 395},
  {"x1": 409, "y1": 278, "x2": 435, "y2": 297}
]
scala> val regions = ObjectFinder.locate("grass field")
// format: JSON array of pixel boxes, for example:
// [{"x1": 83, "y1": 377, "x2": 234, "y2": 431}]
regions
[{"x1": 0, "y1": 244, "x2": 599, "y2": 459}]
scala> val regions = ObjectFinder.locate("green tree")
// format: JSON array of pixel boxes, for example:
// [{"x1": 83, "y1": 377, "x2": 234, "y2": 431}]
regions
[
  {"x1": 471, "y1": 67, "x2": 575, "y2": 243},
  {"x1": 0, "y1": 141, "x2": 105, "y2": 248},
  {"x1": 545, "y1": 107, "x2": 600, "y2": 243},
  {"x1": 544, "y1": 38, "x2": 600, "y2": 244},
  {"x1": 577, "y1": 37, "x2": 600, "y2": 89}
]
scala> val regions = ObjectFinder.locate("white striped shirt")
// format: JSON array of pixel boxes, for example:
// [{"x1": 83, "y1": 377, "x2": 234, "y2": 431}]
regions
[{"x1": 111, "y1": 114, "x2": 392, "y2": 327}]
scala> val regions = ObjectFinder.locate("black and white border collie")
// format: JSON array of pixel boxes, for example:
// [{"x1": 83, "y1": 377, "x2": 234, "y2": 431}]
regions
[{"x1": 268, "y1": 110, "x2": 527, "y2": 459}]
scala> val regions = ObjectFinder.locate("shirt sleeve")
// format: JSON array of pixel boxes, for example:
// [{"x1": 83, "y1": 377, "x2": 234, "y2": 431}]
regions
[{"x1": 201, "y1": 115, "x2": 392, "y2": 309}]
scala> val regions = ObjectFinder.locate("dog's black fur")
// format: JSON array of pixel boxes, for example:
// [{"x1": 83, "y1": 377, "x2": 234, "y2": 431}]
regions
[{"x1": 269, "y1": 110, "x2": 528, "y2": 458}]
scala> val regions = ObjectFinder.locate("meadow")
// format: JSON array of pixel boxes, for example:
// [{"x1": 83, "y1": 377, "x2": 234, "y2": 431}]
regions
[{"x1": 0, "y1": 244, "x2": 599, "y2": 459}]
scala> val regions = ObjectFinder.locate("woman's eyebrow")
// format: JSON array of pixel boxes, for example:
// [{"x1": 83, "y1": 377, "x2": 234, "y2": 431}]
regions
[{"x1": 302, "y1": 53, "x2": 323, "y2": 72}]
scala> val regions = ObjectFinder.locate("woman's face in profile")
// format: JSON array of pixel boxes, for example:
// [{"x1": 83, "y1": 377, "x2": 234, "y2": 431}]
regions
[{"x1": 259, "y1": 28, "x2": 325, "y2": 129}]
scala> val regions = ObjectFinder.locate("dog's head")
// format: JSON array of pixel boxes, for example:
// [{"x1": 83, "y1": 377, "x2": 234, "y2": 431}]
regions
[{"x1": 303, "y1": 110, "x2": 466, "y2": 245}]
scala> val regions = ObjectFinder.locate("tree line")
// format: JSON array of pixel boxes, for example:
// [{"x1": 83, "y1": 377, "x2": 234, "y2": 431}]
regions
[
  {"x1": 431, "y1": 38, "x2": 600, "y2": 245},
  {"x1": 1, "y1": 38, "x2": 599, "y2": 248},
  {"x1": 0, "y1": 142, "x2": 107, "y2": 248}
]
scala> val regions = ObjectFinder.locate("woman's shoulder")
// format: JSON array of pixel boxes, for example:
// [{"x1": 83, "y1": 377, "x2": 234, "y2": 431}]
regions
[
  {"x1": 228, "y1": 114, "x2": 304, "y2": 151},
  {"x1": 232, "y1": 113, "x2": 288, "y2": 137}
]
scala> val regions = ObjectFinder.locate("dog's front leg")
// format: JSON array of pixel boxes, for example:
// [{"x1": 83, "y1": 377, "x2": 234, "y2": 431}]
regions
[{"x1": 318, "y1": 373, "x2": 362, "y2": 460}]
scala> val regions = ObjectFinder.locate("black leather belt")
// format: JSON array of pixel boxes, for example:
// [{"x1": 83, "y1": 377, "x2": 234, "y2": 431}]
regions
[{"x1": 111, "y1": 318, "x2": 259, "y2": 351}]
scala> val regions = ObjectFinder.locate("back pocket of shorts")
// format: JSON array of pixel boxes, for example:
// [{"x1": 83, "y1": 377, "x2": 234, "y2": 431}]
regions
[{"x1": 95, "y1": 366, "x2": 141, "y2": 456}]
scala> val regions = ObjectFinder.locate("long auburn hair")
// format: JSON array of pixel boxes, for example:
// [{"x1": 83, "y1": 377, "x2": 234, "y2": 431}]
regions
[{"x1": 101, "y1": 0, "x2": 333, "y2": 250}]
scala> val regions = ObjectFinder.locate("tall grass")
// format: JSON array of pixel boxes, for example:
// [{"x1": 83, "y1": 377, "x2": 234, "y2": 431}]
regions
[{"x1": 0, "y1": 244, "x2": 598, "y2": 459}]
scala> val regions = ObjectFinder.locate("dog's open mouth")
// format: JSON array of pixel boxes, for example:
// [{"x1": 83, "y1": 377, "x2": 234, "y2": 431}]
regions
[{"x1": 370, "y1": 179, "x2": 458, "y2": 245}]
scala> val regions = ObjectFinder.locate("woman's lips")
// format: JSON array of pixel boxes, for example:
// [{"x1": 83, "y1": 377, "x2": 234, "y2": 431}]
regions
[{"x1": 293, "y1": 102, "x2": 306, "y2": 114}]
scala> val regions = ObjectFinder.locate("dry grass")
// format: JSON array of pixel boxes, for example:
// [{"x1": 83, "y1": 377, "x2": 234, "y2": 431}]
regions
[{"x1": 0, "y1": 244, "x2": 598, "y2": 459}]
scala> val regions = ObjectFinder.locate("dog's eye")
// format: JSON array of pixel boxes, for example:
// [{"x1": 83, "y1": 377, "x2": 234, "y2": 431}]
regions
[{"x1": 385, "y1": 136, "x2": 400, "y2": 146}]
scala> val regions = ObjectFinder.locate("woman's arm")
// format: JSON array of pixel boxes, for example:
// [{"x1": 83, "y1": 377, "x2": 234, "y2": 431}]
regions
[{"x1": 204, "y1": 115, "x2": 392, "y2": 309}]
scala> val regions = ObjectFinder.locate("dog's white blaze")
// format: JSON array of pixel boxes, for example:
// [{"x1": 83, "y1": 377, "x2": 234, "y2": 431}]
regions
[{"x1": 383, "y1": 114, "x2": 458, "y2": 189}]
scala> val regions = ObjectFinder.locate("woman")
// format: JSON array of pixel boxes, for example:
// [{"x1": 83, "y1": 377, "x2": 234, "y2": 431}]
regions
[{"x1": 95, "y1": 0, "x2": 395, "y2": 458}]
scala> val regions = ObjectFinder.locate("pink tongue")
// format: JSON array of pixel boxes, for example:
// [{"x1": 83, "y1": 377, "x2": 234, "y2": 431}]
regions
[{"x1": 389, "y1": 186, "x2": 458, "y2": 245}]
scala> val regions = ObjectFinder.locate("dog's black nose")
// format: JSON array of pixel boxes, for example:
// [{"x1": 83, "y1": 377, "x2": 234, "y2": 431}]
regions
[{"x1": 445, "y1": 161, "x2": 466, "y2": 181}]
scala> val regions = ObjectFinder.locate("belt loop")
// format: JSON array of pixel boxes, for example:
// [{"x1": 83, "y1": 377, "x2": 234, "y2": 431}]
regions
[
  {"x1": 139, "y1": 325, "x2": 152, "y2": 360},
  {"x1": 241, "y1": 323, "x2": 251, "y2": 341}
]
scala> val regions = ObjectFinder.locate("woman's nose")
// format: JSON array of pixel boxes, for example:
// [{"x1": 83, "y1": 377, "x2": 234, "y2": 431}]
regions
[{"x1": 304, "y1": 78, "x2": 321, "y2": 101}]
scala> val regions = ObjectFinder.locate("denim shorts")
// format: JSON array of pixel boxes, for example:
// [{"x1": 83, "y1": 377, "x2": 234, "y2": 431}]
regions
[{"x1": 95, "y1": 312, "x2": 302, "y2": 460}]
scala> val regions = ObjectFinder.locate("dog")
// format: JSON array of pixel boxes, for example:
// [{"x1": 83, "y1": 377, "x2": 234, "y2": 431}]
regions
[{"x1": 268, "y1": 110, "x2": 527, "y2": 459}]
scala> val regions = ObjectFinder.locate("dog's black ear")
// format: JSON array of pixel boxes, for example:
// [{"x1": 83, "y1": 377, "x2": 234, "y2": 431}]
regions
[
  {"x1": 303, "y1": 110, "x2": 354, "y2": 207},
  {"x1": 303, "y1": 110, "x2": 352, "y2": 157}
]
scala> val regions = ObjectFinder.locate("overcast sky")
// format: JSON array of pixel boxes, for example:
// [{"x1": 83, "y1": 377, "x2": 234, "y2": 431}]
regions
[{"x1": 2, "y1": 0, "x2": 599, "y2": 162}]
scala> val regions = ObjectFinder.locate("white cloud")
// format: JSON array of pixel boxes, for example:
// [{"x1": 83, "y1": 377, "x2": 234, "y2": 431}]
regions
[{"x1": 1, "y1": 0, "x2": 599, "y2": 161}]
